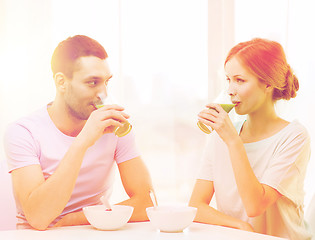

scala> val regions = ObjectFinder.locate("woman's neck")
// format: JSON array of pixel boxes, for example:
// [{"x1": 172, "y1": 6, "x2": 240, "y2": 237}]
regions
[{"x1": 241, "y1": 104, "x2": 288, "y2": 143}]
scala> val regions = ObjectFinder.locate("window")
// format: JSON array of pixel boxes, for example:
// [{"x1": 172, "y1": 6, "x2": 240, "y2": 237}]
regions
[
  {"x1": 1, "y1": 0, "x2": 313, "y2": 208},
  {"x1": 0, "y1": 0, "x2": 208, "y2": 205}
]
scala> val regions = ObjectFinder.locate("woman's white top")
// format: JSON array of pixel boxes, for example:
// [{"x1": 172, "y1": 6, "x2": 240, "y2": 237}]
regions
[{"x1": 198, "y1": 120, "x2": 312, "y2": 240}]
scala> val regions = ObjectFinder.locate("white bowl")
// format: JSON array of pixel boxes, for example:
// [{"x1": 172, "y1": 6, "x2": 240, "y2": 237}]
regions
[
  {"x1": 146, "y1": 205, "x2": 197, "y2": 232},
  {"x1": 83, "y1": 205, "x2": 134, "y2": 230}
]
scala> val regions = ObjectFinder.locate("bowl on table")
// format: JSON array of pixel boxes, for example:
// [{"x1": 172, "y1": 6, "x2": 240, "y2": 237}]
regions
[
  {"x1": 146, "y1": 205, "x2": 197, "y2": 233},
  {"x1": 83, "y1": 205, "x2": 134, "y2": 230}
]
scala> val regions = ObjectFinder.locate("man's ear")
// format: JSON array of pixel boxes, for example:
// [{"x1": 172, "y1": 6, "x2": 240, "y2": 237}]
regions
[
  {"x1": 265, "y1": 84, "x2": 273, "y2": 93},
  {"x1": 54, "y1": 72, "x2": 67, "y2": 93}
]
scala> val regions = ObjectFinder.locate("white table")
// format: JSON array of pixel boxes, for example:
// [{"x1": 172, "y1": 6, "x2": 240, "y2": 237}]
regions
[{"x1": 0, "y1": 222, "x2": 288, "y2": 240}]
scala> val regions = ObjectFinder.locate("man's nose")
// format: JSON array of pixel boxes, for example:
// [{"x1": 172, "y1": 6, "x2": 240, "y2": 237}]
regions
[{"x1": 98, "y1": 85, "x2": 108, "y2": 98}]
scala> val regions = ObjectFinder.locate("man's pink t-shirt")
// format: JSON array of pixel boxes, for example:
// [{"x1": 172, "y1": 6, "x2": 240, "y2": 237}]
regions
[{"x1": 4, "y1": 106, "x2": 140, "y2": 229}]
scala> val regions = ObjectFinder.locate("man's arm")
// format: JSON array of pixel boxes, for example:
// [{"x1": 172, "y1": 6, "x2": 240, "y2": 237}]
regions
[
  {"x1": 117, "y1": 156, "x2": 154, "y2": 221},
  {"x1": 52, "y1": 211, "x2": 89, "y2": 228},
  {"x1": 52, "y1": 156, "x2": 154, "y2": 227},
  {"x1": 11, "y1": 139, "x2": 90, "y2": 230},
  {"x1": 10, "y1": 106, "x2": 128, "y2": 230}
]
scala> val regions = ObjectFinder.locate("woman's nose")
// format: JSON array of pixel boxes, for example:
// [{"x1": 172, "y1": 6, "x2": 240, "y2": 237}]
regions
[{"x1": 228, "y1": 84, "x2": 236, "y2": 96}]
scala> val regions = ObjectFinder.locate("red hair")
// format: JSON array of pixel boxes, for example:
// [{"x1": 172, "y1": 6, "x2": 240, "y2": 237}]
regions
[
  {"x1": 225, "y1": 38, "x2": 299, "y2": 101},
  {"x1": 51, "y1": 35, "x2": 108, "y2": 78}
]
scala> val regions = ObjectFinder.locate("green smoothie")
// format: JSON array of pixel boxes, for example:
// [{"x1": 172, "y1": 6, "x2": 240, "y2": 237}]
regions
[
  {"x1": 95, "y1": 104, "x2": 104, "y2": 109},
  {"x1": 219, "y1": 103, "x2": 236, "y2": 113},
  {"x1": 95, "y1": 104, "x2": 132, "y2": 137},
  {"x1": 197, "y1": 103, "x2": 236, "y2": 134}
]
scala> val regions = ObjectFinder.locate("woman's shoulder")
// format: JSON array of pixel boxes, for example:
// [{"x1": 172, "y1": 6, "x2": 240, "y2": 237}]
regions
[
  {"x1": 285, "y1": 120, "x2": 310, "y2": 140},
  {"x1": 232, "y1": 118, "x2": 310, "y2": 145},
  {"x1": 273, "y1": 120, "x2": 311, "y2": 151}
]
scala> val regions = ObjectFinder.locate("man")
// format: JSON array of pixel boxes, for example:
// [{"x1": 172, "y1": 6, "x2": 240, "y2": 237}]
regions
[{"x1": 4, "y1": 35, "x2": 153, "y2": 230}]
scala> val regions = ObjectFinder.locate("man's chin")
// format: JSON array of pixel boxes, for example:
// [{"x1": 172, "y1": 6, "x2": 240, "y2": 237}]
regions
[
  {"x1": 73, "y1": 112, "x2": 90, "y2": 121},
  {"x1": 67, "y1": 106, "x2": 91, "y2": 120}
]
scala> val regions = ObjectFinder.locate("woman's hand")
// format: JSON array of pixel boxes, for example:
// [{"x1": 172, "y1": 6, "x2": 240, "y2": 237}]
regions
[
  {"x1": 236, "y1": 220, "x2": 255, "y2": 232},
  {"x1": 198, "y1": 103, "x2": 239, "y2": 145}
]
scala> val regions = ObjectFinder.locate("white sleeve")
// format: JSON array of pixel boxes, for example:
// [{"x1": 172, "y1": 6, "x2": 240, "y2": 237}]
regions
[
  {"x1": 261, "y1": 125, "x2": 311, "y2": 206},
  {"x1": 197, "y1": 120, "x2": 243, "y2": 181},
  {"x1": 197, "y1": 132, "x2": 217, "y2": 181}
]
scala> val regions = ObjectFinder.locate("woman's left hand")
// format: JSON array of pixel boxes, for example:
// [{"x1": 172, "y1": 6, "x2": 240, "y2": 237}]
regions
[{"x1": 198, "y1": 103, "x2": 239, "y2": 144}]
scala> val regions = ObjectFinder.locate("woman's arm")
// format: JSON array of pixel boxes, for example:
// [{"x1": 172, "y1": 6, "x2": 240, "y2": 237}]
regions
[
  {"x1": 226, "y1": 139, "x2": 281, "y2": 217},
  {"x1": 189, "y1": 179, "x2": 254, "y2": 231},
  {"x1": 198, "y1": 103, "x2": 281, "y2": 217}
]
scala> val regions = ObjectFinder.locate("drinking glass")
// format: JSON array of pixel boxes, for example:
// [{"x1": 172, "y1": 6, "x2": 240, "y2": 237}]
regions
[
  {"x1": 95, "y1": 92, "x2": 132, "y2": 137},
  {"x1": 197, "y1": 90, "x2": 235, "y2": 134}
]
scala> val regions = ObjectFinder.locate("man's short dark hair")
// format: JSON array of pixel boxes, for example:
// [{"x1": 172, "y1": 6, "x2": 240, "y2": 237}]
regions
[{"x1": 51, "y1": 35, "x2": 108, "y2": 78}]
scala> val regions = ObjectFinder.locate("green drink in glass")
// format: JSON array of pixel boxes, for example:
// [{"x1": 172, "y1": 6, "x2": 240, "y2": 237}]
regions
[
  {"x1": 197, "y1": 91, "x2": 235, "y2": 134},
  {"x1": 96, "y1": 93, "x2": 132, "y2": 137}
]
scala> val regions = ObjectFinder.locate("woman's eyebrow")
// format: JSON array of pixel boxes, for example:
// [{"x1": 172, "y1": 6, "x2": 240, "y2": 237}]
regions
[{"x1": 225, "y1": 74, "x2": 244, "y2": 78}]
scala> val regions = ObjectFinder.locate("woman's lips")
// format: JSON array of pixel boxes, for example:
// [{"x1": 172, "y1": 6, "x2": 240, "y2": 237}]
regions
[{"x1": 232, "y1": 101, "x2": 240, "y2": 107}]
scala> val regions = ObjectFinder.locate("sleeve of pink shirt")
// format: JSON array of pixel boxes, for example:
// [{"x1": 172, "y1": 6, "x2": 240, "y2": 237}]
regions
[
  {"x1": 4, "y1": 122, "x2": 41, "y2": 173},
  {"x1": 114, "y1": 128, "x2": 140, "y2": 164},
  {"x1": 4, "y1": 121, "x2": 140, "y2": 173}
]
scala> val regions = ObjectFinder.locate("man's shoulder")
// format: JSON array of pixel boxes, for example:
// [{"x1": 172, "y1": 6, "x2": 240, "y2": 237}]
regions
[{"x1": 7, "y1": 106, "x2": 49, "y2": 133}]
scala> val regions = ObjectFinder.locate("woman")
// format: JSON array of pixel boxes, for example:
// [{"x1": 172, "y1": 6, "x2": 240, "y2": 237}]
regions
[{"x1": 189, "y1": 38, "x2": 312, "y2": 240}]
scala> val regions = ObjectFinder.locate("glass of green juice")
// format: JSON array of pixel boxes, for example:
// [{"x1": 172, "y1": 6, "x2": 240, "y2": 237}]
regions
[
  {"x1": 197, "y1": 91, "x2": 235, "y2": 134},
  {"x1": 96, "y1": 92, "x2": 132, "y2": 137}
]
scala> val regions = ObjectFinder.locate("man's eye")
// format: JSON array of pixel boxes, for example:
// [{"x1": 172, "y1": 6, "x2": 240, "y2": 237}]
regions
[
  {"x1": 236, "y1": 78, "x2": 244, "y2": 83},
  {"x1": 88, "y1": 81, "x2": 97, "y2": 86},
  {"x1": 226, "y1": 77, "x2": 230, "y2": 82}
]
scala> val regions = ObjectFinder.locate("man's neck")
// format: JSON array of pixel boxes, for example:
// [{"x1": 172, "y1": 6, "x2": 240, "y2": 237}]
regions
[{"x1": 47, "y1": 100, "x2": 86, "y2": 137}]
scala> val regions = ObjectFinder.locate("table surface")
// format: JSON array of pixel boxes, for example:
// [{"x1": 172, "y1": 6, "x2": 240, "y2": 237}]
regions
[{"x1": 0, "y1": 222, "x2": 288, "y2": 240}]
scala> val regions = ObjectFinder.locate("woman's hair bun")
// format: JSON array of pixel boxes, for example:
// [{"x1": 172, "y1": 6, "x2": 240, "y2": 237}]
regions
[
  {"x1": 273, "y1": 65, "x2": 299, "y2": 100},
  {"x1": 225, "y1": 38, "x2": 299, "y2": 102}
]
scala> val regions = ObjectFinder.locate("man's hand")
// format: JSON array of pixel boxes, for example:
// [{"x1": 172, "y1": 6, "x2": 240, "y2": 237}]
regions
[
  {"x1": 77, "y1": 104, "x2": 130, "y2": 148},
  {"x1": 52, "y1": 211, "x2": 89, "y2": 228}
]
